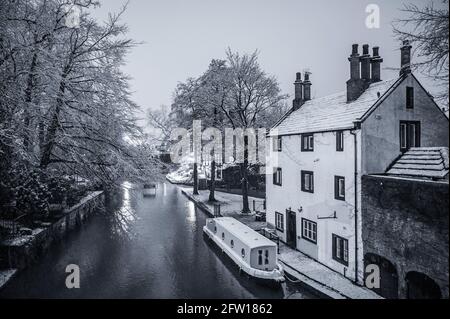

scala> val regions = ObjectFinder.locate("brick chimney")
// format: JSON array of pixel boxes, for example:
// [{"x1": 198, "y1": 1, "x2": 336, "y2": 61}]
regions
[
  {"x1": 400, "y1": 40, "x2": 412, "y2": 76},
  {"x1": 361, "y1": 44, "x2": 371, "y2": 82},
  {"x1": 370, "y1": 46, "x2": 383, "y2": 82},
  {"x1": 347, "y1": 44, "x2": 369, "y2": 102},
  {"x1": 293, "y1": 72, "x2": 303, "y2": 110},
  {"x1": 303, "y1": 72, "x2": 312, "y2": 101}
]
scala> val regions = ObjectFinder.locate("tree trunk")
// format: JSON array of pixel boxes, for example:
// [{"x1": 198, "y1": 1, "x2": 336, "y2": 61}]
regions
[
  {"x1": 40, "y1": 73, "x2": 67, "y2": 168},
  {"x1": 241, "y1": 136, "x2": 250, "y2": 214},
  {"x1": 193, "y1": 162, "x2": 199, "y2": 195},
  {"x1": 23, "y1": 50, "x2": 38, "y2": 150},
  {"x1": 209, "y1": 159, "x2": 216, "y2": 202}
]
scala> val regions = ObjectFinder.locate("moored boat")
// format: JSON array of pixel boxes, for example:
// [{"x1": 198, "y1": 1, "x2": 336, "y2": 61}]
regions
[
  {"x1": 203, "y1": 217, "x2": 285, "y2": 285},
  {"x1": 143, "y1": 183, "x2": 157, "y2": 197}
]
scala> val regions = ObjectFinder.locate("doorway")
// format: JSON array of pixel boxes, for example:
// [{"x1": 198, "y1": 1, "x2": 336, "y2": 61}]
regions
[{"x1": 286, "y1": 209, "x2": 297, "y2": 249}]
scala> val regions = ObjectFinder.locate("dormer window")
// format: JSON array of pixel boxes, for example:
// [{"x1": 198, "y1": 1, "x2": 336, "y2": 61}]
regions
[{"x1": 301, "y1": 134, "x2": 314, "y2": 152}]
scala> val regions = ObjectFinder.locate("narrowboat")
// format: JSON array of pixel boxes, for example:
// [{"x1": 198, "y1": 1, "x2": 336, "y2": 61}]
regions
[
  {"x1": 203, "y1": 217, "x2": 285, "y2": 285},
  {"x1": 143, "y1": 183, "x2": 157, "y2": 197}
]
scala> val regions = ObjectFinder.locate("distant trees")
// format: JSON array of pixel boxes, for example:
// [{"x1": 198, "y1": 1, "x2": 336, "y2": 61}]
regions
[
  {"x1": 151, "y1": 49, "x2": 287, "y2": 211},
  {"x1": 393, "y1": 0, "x2": 449, "y2": 110},
  {"x1": 0, "y1": 0, "x2": 155, "y2": 218}
]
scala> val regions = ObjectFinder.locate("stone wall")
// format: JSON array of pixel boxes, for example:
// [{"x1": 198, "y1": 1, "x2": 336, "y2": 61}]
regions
[
  {"x1": 0, "y1": 191, "x2": 104, "y2": 270},
  {"x1": 361, "y1": 175, "x2": 449, "y2": 299}
]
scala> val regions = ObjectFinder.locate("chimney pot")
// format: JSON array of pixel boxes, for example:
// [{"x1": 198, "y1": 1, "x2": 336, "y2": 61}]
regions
[
  {"x1": 303, "y1": 72, "x2": 312, "y2": 101},
  {"x1": 373, "y1": 46, "x2": 380, "y2": 57},
  {"x1": 400, "y1": 40, "x2": 413, "y2": 76},
  {"x1": 352, "y1": 44, "x2": 359, "y2": 55},
  {"x1": 370, "y1": 46, "x2": 383, "y2": 82},
  {"x1": 361, "y1": 44, "x2": 371, "y2": 81},
  {"x1": 293, "y1": 72, "x2": 304, "y2": 110},
  {"x1": 363, "y1": 44, "x2": 369, "y2": 55}
]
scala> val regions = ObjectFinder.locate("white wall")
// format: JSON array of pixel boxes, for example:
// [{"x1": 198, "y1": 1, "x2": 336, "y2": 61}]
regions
[{"x1": 266, "y1": 131, "x2": 360, "y2": 280}]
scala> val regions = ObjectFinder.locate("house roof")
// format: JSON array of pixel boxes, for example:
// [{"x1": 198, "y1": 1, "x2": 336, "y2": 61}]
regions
[
  {"x1": 386, "y1": 147, "x2": 449, "y2": 180},
  {"x1": 268, "y1": 77, "x2": 400, "y2": 136}
]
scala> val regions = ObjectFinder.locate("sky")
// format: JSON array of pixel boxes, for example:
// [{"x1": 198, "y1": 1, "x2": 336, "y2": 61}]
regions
[{"x1": 91, "y1": 0, "x2": 444, "y2": 124}]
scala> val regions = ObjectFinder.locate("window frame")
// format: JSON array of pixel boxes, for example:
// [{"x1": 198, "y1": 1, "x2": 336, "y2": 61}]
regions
[
  {"x1": 301, "y1": 134, "x2": 314, "y2": 152},
  {"x1": 336, "y1": 131, "x2": 344, "y2": 152},
  {"x1": 301, "y1": 170, "x2": 314, "y2": 193},
  {"x1": 273, "y1": 136, "x2": 282, "y2": 152},
  {"x1": 301, "y1": 218, "x2": 318, "y2": 244},
  {"x1": 334, "y1": 176, "x2": 346, "y2": 201},
  {"x1": 273, "y1": 167, "x2": 282, "y2": 186},
  {"x1": 400, "y1": 121, "x2": 421, "y2": 152},
  {"x1": 406, "y1": 86, "x2": 414, "y2": 109},
  {"x1": 332, "y1": 234, "x2": 349, "y2": 266},
  {"x1": 275, "y1": 212, "x2": 284, "y2": 232}
]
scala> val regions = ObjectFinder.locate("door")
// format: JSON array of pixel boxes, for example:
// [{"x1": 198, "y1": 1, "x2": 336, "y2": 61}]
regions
[
  {"x1": 286, "y1": 209, "x2": 297, "y2": 249},
  {"x1": 400, "y1": 121, "x2": 421, "y2": 152}
]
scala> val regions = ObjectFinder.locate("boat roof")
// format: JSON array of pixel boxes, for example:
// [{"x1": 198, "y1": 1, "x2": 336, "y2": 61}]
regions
[{"x1": 213, "y1": 217, "x2": 277, "y2": 249}]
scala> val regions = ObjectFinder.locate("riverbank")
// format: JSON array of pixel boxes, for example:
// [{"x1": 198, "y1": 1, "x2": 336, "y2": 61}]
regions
[
  {"x1": 181, "y1": 187, "x2": 382, "y2": 299},
  {"x1": 0, "y1": 191, "x2": 104, "y2": 291}
]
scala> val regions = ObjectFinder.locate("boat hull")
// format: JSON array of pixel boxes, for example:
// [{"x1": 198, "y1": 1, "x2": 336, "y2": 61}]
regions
[{"x1": 203, "y1": 226, "x2": 285, "y2": 285}]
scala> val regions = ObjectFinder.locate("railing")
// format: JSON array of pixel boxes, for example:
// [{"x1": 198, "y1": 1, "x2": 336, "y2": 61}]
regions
[
  {"x1": 252, "y1": 199, "x2": 266, "y2": 213},
  {"x1": 0, "y1": 212, "x2": 28, "y2": 240}
]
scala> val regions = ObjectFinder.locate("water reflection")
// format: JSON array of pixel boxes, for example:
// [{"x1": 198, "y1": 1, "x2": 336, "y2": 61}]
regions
[
  {"x1": 0, "y1": 182, "x2": 318, "y2": 299},
  {"x1": 185, "y1": 201, "x2": 197, "y2": 224}
]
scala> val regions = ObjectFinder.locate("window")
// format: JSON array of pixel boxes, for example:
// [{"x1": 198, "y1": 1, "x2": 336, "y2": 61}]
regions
[
  {"x1": 336, "y1": 131, "x2": 344, "y2": 152},
  {"x1": 332, "y1": 234, "x2": 349, "y2": 266},
  {"x1": 216, "y1": 169, "x2": 222, "y2": 179},
  {"x1": 334, "y1": 176, "x2": 345, "y2": 201},
  {"x1": 400, "y1": 121, "x2": 421, "y2": 152},
  {"x1": 273, "y1": 136, "x2": 282, "y2": 152},
  {"x1": 301, "y1": 134, "x2": 314, "y2": 151},
  {"x1": 258, "y1": 250, "x2": 263, "y2": 265},
  {"x1": 301, "y1": 171, "x2": 314, "y2": 193},
  {"x1": 222, "y1": 232, "x2": 225, "y2": 240},
  {"x1": 275, "y1": 212, "x2": 284, "y2": 232},
  {"x1": 301, "y1": 218, "x2": 317, "y2": 244},
  {"x1": 214, "y1": 226, "x2": 217, "y2": 233},
  {"x1": 264, "y1": 250, "x2": 269, "y2": 265},
  {"x1": 230, "y1": 240, "x2": 234, "y2": 248},
  {"x1": 241, "y1": 249, "x2": 246, "y2": 258},
  {"x1": 273, "y1": 167, "x2": 282, "y2": 186},
  {"x1": 406, "y1": 86, "x2": 414, "y2": 109}
]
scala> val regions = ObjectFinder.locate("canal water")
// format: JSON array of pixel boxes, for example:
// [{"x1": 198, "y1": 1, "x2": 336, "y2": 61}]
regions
[{"x1": 0, "y1": 182, "x2": 317, "y2": 299}]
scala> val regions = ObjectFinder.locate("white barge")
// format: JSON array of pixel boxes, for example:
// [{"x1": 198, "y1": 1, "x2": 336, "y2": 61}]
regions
[{"x1": 203, "y1": 217, "x2": 285, "y2": 285}]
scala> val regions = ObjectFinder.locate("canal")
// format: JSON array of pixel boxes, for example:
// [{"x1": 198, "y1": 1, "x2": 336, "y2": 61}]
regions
[{"x1": 0, "y1": 182, "x2": 317, "y2": 299}]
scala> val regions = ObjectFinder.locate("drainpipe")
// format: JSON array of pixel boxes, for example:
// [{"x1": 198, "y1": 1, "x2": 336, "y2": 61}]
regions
[{"x1": 350, "y1": 121, "x2": 361, "y2": 284}]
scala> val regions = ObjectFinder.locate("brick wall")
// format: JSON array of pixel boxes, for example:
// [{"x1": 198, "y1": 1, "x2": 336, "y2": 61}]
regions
[{"x1": 361, "y1": 175, "x2": 449, "y2": 299}]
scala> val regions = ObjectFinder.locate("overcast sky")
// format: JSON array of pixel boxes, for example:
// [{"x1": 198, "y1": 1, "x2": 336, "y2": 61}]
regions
[{"x1": 91, "y1": 0, "x2": 444, "y2": 123}]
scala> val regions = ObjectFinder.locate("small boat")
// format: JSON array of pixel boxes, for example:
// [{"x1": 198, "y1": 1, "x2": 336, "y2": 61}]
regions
[
  {"x1": 143, "y1": 183, "x2": 157, "y2": 197},
  {"x1": 203, "y1": 217, "x2": 285, "y2": 285}
]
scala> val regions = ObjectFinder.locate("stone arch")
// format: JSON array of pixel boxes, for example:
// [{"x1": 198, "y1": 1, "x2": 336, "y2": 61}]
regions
[
  {"x1": 364, "y1": 253, "x2": 399, "y2": 299},
  {"x1": 405, "y1": 271, "x2": 442, "y2": 299}
]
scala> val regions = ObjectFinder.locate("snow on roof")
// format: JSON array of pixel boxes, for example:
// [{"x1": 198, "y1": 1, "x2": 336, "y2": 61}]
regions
[
  {"x1": 387, "y1": 147, "x2": 449, "y2": 180},
  {"x1": 269, "y1": 78, "x2": 399, "y2": 136},
  {"x1": 214, "y1": 217, "x2": 276, "y2": 249}
]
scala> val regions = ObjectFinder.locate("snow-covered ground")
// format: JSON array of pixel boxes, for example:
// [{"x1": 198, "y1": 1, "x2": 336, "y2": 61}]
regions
[{"x1": 278, "y1": 244, "x2": 382, "y2": 299}]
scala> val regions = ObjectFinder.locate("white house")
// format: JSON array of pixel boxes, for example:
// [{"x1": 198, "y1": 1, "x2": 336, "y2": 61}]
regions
[{"x1": 266, "y1": 41, "x2": 449, "y2": 284}]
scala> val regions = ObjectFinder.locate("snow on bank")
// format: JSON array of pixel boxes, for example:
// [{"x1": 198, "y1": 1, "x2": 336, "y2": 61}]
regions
[{"x1": 0, "y1": 269, "x2": 17, "y2": 290}]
